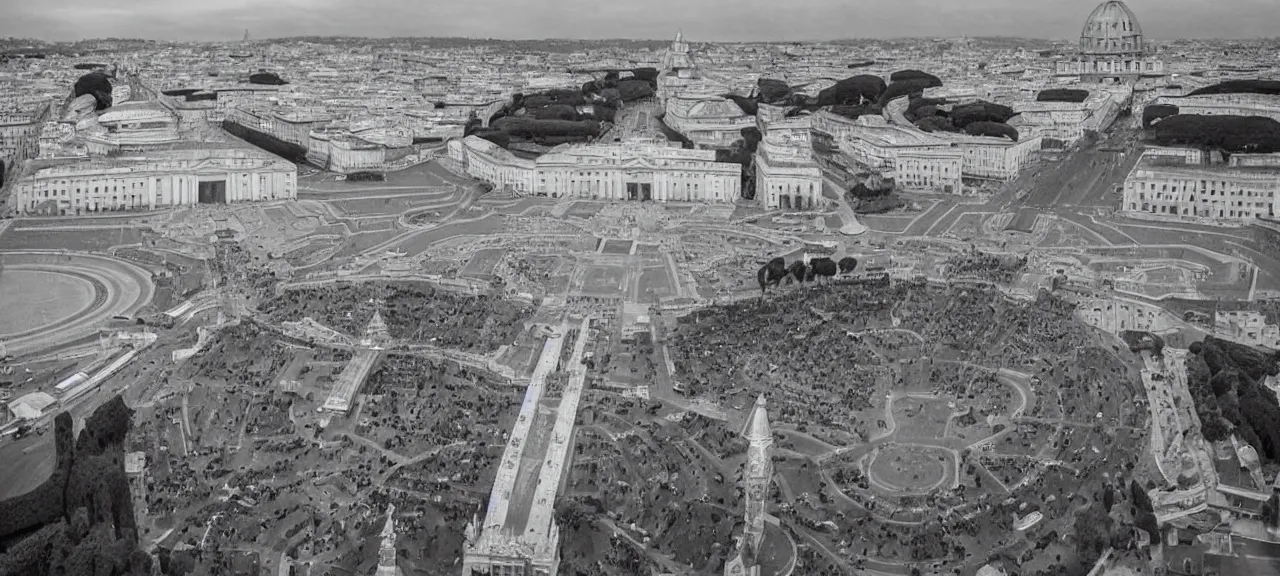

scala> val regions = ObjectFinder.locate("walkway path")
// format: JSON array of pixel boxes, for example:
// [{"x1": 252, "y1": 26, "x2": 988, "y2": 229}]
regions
[{"x1": 821, "y1": 176, "x2": 867, "y2": 235}]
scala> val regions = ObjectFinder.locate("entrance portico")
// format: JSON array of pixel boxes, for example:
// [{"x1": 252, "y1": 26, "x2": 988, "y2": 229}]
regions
[{"x1": 625, "y1": 171, "x2": 654, "y2": 201}]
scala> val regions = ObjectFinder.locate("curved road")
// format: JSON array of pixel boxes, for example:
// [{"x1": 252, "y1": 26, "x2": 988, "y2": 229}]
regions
[{"x1": 0, "y1": 251, "x2": 155, "y2": 357}]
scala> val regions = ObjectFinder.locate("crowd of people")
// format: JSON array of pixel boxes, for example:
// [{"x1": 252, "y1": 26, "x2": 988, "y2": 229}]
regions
[
  {"x1": 260, "y1": 281, "x2": 534, "y2": 353},
  {"x1": 361, "y1": 355, "x2": 518, "y2": 453},
  {"x1": 943, "y1": 250, "x2": 1029, "y2": 284},
  {"x1": 667, "y1": 281, "x2": 1100, "y2": 435}
]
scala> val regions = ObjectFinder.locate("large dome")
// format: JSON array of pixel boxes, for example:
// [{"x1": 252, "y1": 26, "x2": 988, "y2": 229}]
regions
[{"x1": 1079, "y1": 0, "x2": 1145, "y2": 56}]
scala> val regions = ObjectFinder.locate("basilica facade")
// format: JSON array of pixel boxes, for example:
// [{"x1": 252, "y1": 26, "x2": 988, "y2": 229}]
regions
[
  {"x1": 754, "y1": 115, "x2": 824, "y2": 210},
  {"x1": 450, "y1": 135, "x2": 741, "y2": 203},
  {"x1": 8, "y1": 144, "x2": 297, "y2": 216}
]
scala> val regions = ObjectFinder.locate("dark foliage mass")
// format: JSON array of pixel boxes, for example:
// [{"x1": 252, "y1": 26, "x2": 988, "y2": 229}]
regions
[
  {"x1": 808, "y1": 257, "x2": 838, "y2": 279},
  {"x1": 1119, "y1": 331, "x2": 1164, "y2": 356},
  {"x1": 903, "y1": 97, "x2": 947, "y2": 120},
  {"x1": 0, "y1": 397, "x2": 152, "y2": 576},
  {"x1": 847, "y1": 174, "x2": 903, "y2": 214},
  {"x1": 829, "y1": 103, "x2": 882, "y2": 121},
  {"x1": 657, "y1": 114, "x2": 695, "y2": 149},
  {"x1": 757, "y1": 257, "x2": 788, "y2": 292},
  {"x1": 817, "y1": 75, "x2": 888, "y2": 107},
  {"x1": 756, "y1": 78, "x2": 794, "y2": 105},
  {"x1": 878, "y1": 78, "x2": 941, "y2": 107},
  {"x1": 222, "y1": 120, "x2": 309, "y2": 165},
  {"x1": 73, "y1": 71, "x2": 113, "y2": 111},
  {"x1": 1187, "y1": 79, "x2": 1280, "y2": 97},
  {"x1": 713, "y1": 127, "x2": 761, "y2": 200},
  {"x1": 480, "y1": 76, "x2": 652, "y2": 151},
  {"x1": 964, "y1": 121, "x2": 1019, "y2": 141},
  {"x1": 1036, "y1": 88, "x2": 1090, "y2": 103},
  {"x1": 248, "y1": 71, "x2": 288, "y2": 85},
  {"x1": 1185, "y1": 336, "x2": 1280, "y2": 459},
  {"x1": 907, "y1": 104, "x2": 939, "y2": 120},
  {"x1": 1147, "y1": 115, "x2": 1280, "y2": 153},
  {"x1": 616, "y1": 79, "x2": 654, "y2": 102},
  {"x1": 838, "y1": 257, "x2": 858, "y2": 274},
  {"x1": 848, "y1": 180, "x2": 894, "y2": 200},
  {"x1": 915, "y1": 115, "x2": 958, "y2": 133},
  {"x1": 853, "y1": 196, "x2": 906, "y2": 214},
  {"x1": 1130, "y1": 480, "x2": 1159, "y2": 541},
  {"x1": 1142, "y1": 104, "x2": 1180, "y2": 128},
  {"x1": 890, "y1": 69, "x2": 942, "y2": 85},
  {"x1": 948, "y1": 100, "x2": 1016, "y2": 128},
  {"x1": 472, "y1": 129, "x2": 511, "y2": 149},
  {"x1": 723, "y1": 94, "x2": 758, "y2": 116},
  {"x1": 522, "y1": 89, "x2": 586, "y2": 109},
  {"x1": 630, "y1": 67, "x2": 660, "y2": 82},
  {"x1": 72, "y1": 63, "x2": 106, "y2": 70},
  {"x1": 529, "y1": 104, "x2": 580, "y2": 121},
  {"x1": 590, "y1": 104, "x2": 617, "y2": 123},
  {"x1": 492, "y1": 117, "x2": 601, "y2": 138},
  {"x1": 788, "y1": 261, "x2": 808, "y2": 284}
]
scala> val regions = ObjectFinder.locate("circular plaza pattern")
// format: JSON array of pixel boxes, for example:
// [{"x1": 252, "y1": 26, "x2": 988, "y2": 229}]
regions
[
  {"x1": 866, "y1": 444, "x2": 953, "y2": 494},
  {"x1": 0, "y1": 268, "x2": 100, "y2": 339},
  {"x1": 0, "y1": 251, "x2": 155, "y2": 357}
]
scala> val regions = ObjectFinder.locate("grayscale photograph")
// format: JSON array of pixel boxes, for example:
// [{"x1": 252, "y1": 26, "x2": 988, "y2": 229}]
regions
[{"x1": 1, "y1": 1, "x2": 1279, "y2": 575}]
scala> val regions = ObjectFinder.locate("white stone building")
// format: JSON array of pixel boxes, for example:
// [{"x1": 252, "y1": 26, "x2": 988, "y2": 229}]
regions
[
  {"x1": 1215, "y1": 311, "x2": 1280, "y2": 349},
  {"x1": 754, "y1": 115, "x2": 824, "y2": 210},
  {"x1": 1012, "y1": 87, "x2": 1127, "y2": 144},
  {"x1": 209, "y1": 85, "x2": 280, "y2": 123},
  {"x1": 453, "y1": 135, "x2": 741, "y2": 202},
  {"x1": 811, "y1": 112, "x2": 965, "y2": 194},
  {"x1": 938, "y1": 131, "x2": 1043, "y2": 181},
  {"x1": 80, "y1": 102, "x2": 181, "y2": 155},
  {"x1": 0, "y1": 102, "x2": 52, "y2": 181},
  {"x1": 664, "y1": 93, "x2": 755, "y2": 149},
  {"x1": 1121, "y1": 149, "x2": 1280, "y2": 225},
  {"x1": 8, "y1": 144, "x2": 297, "y2": 215}
]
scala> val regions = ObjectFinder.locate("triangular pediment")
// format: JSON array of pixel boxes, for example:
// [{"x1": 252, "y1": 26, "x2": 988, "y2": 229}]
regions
[{"x1": 621, "y1": 157, "x2": 658, "y2": 170}]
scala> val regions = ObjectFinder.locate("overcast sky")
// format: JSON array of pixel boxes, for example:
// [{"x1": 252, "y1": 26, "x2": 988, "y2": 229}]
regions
[{"x1": 1, "y1": 0, "x2": 1277, "y2": 42}]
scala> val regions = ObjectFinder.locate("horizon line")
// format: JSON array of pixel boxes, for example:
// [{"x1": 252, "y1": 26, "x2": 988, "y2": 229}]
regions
[{"x1": 6, "y1": 34, "x2": 1280, "y2": 45}]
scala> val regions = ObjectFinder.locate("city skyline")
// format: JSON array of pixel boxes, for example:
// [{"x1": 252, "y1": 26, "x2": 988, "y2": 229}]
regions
[{"x1": 3, "y1": 0, "x2": 1280, "y2": 43}]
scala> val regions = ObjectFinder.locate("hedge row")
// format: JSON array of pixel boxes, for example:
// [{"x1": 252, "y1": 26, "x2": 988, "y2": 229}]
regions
[
  {"x1": 817, "y1": 75, "x2": 888, "y2": 107},
  {"x1": 1147, "y1": 114, "x2": 1280, "y2": 153},
  {"x1": 1187, "y1": 79, "x2": 1280, "y2": 97},
  {"x1": 890, "y1": 69, "x2": 941, "y2": 85},
  {"x1": 1142, "y1": 104, "x2": 1179, "y2": 128},
  {"x1": 964, "y1": 121, "x2": 1020, "y2": 141},
  {"x1": 1037, "y1": 88, "x2": 1089, "y2": 103},
  {"x1": 491, "y1": 117, "x2": 602, "y2": 138},
  {"x1": 877, "y1": 78, "x2": 941, "y2": 107}
]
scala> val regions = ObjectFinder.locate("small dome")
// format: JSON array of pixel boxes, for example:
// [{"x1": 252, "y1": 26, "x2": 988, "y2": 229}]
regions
[{"x1": 1079, "y1": 1, "x2": 1145, "y2": 56}]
